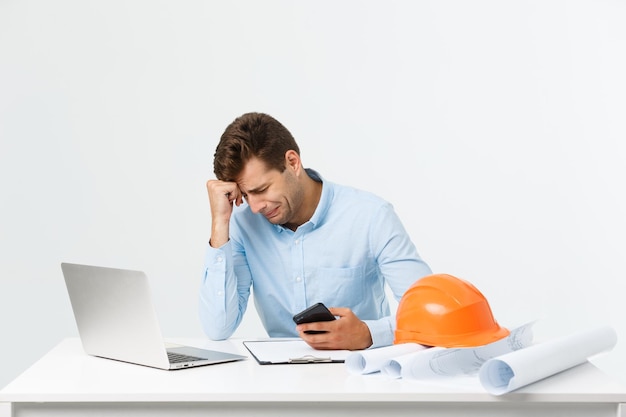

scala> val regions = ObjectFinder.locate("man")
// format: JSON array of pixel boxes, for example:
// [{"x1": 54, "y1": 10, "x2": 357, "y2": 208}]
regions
[{"x1": 200, "y1": 112, "x2": 431, "y2": 350}]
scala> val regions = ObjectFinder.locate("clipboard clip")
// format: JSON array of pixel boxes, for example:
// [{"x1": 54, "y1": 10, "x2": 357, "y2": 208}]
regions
[{"x1": 288, "y1": 355, "x2": 333, "y2": 364}]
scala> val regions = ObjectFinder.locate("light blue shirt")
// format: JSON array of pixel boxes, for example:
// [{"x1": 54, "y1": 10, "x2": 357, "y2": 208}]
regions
[{"x1": 199, "y1": 169, "x2": 432, "y2": 348}]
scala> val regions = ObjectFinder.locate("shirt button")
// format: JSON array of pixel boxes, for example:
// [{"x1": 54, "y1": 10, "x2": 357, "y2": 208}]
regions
[
  {"x1": 217, "y1": 290, "x2": 224, "y2": 296},
  {"x1": 216, "y1": 256, "x2": 223, "y2": 263},
  {"x1": 295, "y1": 276, "x2": 302, "y2": 282},
  {"x1": 294, "y1": 239, "x2": 300, "y2": 245}
]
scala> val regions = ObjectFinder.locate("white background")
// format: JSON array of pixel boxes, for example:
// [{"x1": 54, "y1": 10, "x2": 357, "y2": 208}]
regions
[{"x1": 1, "y1": 0, "x2": 625, "y2": 389}]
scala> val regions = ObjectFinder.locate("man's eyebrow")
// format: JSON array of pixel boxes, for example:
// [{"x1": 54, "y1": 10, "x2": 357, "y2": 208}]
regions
[{"x1": 244, "y1": 183, "x2": 269, "y2": 194}]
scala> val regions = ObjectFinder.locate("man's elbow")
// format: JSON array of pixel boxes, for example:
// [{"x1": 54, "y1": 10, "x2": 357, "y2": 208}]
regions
[{"x1": 201, "y1": 323, "x2": 233, "y2": 341}]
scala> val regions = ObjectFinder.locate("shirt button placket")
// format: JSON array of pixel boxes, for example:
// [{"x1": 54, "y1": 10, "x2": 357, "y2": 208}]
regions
[{"x1": 291, "y1": 234, "x2": 307, "y2": 311}]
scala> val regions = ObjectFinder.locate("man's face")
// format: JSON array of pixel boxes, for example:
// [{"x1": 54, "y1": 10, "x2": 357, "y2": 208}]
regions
[{"x1": 236, "y1": 156, "x2": 304, "y2": 226}]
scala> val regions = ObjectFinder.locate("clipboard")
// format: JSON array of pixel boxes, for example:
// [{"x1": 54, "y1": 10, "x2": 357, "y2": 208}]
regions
[{"x1": 243, "y1": 339, "x2": 351, "y2": 365}]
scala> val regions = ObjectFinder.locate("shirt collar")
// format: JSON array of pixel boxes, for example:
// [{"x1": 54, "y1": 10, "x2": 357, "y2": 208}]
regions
[{"x1": 306, "y1": 168, "x2": 330, "y2": 228}]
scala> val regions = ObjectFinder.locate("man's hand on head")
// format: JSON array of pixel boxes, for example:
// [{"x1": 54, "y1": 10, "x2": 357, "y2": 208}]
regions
[
  {"x1": 296, "y1": 307, "x2": 373, "y2": 351},
  {"x1": 206, "y1": 179, "x2": 244, "y2": 248}
]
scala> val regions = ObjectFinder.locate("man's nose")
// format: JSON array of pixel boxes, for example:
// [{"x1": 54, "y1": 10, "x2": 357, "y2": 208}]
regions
[{"x1": 246, "y1": 195, "x2": 265, "y2": 214}]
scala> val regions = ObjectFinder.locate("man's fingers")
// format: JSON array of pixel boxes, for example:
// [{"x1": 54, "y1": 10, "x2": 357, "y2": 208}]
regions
[
  {"x1": 207, "y1": 180, "x2": 243, "y2": 205},
  {"x1": 328, "y1": 307, "x2": 350, "y2": 317}
]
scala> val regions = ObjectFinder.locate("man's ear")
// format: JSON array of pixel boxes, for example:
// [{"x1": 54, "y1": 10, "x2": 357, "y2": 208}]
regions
[{"x1": 284, "y1": 150, "x2": 301, "y2": 174}]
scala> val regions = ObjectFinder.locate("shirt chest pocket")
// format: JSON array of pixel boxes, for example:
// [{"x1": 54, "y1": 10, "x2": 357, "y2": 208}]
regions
[{"x1": 307, "y1": 265, "x2": 368, "y2": 305}]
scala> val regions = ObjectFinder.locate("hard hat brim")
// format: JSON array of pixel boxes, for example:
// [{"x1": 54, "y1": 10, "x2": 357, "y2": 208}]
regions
[{"x1": 395, "y1": 325, "x2": 510, "y2": 348}]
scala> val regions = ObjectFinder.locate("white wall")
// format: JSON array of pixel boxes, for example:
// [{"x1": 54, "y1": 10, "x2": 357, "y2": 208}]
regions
[{"x1": 1, "y1": 0, "x2": 625, "y2": 389}]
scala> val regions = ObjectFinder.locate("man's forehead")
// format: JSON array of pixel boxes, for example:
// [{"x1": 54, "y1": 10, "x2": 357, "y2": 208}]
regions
[{"x1": 237, "y1": 157, "x2": 278, "y2": 190}]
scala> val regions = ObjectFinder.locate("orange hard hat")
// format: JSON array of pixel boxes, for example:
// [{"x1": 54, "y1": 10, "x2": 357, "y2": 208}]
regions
[{"x1": 394, "y1": 274, "x2": 509, "y2": 347}]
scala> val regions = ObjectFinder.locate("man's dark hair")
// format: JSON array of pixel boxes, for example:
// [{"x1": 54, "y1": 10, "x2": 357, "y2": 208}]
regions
[{"x1": 213, "y1": 112, "x2": 300, "y2": 181}]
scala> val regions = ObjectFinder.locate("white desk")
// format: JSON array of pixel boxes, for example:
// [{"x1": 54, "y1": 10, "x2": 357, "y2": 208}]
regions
[{"x1": 2, "y1": 338, "x2": 626, "y2": 417}]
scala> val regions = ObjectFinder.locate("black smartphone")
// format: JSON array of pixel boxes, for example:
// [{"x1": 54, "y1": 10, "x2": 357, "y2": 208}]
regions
[{"x1": 292, "y1": 302, "x2": 336, "y2": 334}]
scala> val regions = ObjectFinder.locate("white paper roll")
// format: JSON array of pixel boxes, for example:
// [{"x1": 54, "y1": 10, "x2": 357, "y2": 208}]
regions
[
  {"x1": 479, "y1": 325, "x2": 618, "y2": 395},
  {"x1": 345, "y1": 343, "x2": 426, "y2": 375}
]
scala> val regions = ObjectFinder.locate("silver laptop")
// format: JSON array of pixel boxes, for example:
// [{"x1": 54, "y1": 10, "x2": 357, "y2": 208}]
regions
[{"x1": 61, "y1": 262, "x2": 246, "y2": 370}]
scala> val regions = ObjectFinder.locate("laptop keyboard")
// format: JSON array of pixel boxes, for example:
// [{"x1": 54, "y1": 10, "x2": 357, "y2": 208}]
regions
[{"x1": 168, "y1": 352, "x2": 204, "y2": 364}]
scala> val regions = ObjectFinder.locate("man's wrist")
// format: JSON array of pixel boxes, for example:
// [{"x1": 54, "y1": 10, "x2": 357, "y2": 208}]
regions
[
  {"x1": 210, "y1": 222, "x2": 230, "y2": 248},
  {"x1": 363, "y1": 318, "x2": 395, "y2": 349}
]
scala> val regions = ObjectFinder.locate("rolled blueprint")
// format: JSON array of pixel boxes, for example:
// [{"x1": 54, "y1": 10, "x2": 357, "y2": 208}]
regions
[
  {"x1": 479, "y1": 325, "x2": 618, "y2": 395},
  {"x1": 427, "y1": 321, "x2": 534, "y2": 376},
  {"x1": 382, "y1": 347, "x2": 445, "y2": 379},
  {"x1": 382, "y1": 322, "x2": 534, "y2": 380},
  {"x1": 345, "y1": 343, "x2": 426, "y2": 375}
]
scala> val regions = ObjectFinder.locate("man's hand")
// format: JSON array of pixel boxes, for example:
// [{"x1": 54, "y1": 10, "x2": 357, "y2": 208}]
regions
[
  {"x1": 296, "y1": 307, "x2": 373, "y2": 350},
  {"x1": 206, "y1": 179, "x2": 244, "y2": 248}
]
